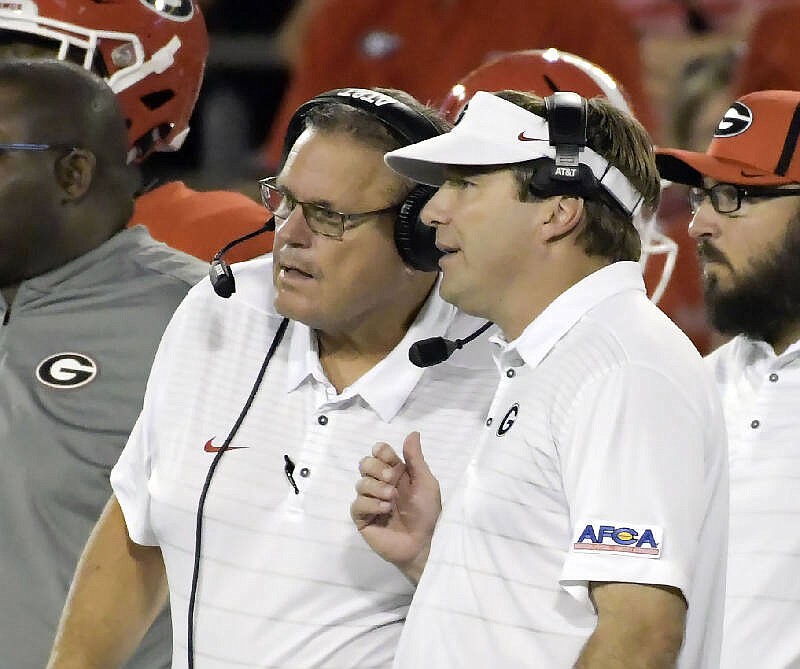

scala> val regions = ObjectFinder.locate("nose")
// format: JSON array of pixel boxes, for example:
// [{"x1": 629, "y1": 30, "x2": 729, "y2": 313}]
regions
[
  {"x1": 275, "y1": 205, "x2": 313, "y2": 245},
  {"x1": 420, "y1": 186, "x2": 451, "y2": 228},
  {"x1": 688, "y1": 202, "x2": 722, "y2": 240}
]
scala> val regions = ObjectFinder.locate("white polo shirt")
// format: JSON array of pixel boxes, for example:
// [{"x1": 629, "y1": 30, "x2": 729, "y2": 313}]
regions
[
  {"x1": 110, "y1": 255, "x2": 498, "y2": 669},
  {"x1": 706, "y1": 335, "x2": 800, "y2": 669},
  {"x1": 393, "y1": 261, "x2": 728, "y2": 669}
]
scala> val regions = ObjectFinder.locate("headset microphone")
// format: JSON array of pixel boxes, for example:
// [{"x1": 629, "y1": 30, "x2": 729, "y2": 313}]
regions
[
  {"x1": 409, "y1": 321, "x2": 494, "y2": 367},
  {"x1": 209, "y1": 218, "x2": 276, "y2": 298}
]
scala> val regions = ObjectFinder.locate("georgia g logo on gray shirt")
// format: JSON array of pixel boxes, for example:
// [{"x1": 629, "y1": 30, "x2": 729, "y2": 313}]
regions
[{"x1": 36, "y1": 353, "x2": 98, "y2": 389}]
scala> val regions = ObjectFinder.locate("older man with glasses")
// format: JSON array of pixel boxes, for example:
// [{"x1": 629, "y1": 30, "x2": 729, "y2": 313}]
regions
[
  {"x1": 47, "y1": 87, "x2": 498, "y2": 669},
  {"x1": 657, "y1": 89, "x2": 800, "y2": 669}
]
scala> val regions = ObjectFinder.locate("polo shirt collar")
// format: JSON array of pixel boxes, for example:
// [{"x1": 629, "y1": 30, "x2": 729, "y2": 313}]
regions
[
  {"x1": 285, "y1": 278, "x2": 458, "y2": 421},
  {"x1": 730, "y1": 333, "x2": 800, "y2": 367},
  {"x1": 13, "y1": 227, "x2": 146, "y2": 301},
  {"x1": 491, "y1": 261, "x2": 645, "y2": 368}
]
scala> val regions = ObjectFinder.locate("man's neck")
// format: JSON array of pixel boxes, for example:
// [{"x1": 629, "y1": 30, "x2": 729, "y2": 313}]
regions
[
  {"x1": 497, "y1": 254, "x2": 609, "y2": 341},
  {"x1": 1, "y1": 285, "x2": 18, "y2": 309},
  {"x1": 315, "y1": 277, "x2": 435, "y2": 392},
  {"x1": 770, "y1": 322, "x2": 800, "y2": 355},
  {"x1": 317, "y1": 324, "x2": 410, "y2": 393}
]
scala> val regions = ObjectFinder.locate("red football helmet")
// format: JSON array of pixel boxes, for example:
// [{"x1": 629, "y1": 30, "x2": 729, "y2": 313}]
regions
[
  {"x1": 440, "y1": 48, "x2": 677, "y2": 304},
  {"x1": 0, "y1": 0, "x2": 209, "y2": 162},
  {"x1": 440, "y1": 47, "x2": 633, "y2": 124}
]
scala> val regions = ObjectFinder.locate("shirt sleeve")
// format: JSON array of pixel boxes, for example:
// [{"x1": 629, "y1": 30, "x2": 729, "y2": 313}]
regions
[
  {"x1": 557, "y1": 362, "x2": 706, "y2": 607},
  {"x1": 110, "y1": 411, "x2": 157, "y2": 545},
  {"x1": 109, "y1": 288, "x2": 196, "y2": 546}
]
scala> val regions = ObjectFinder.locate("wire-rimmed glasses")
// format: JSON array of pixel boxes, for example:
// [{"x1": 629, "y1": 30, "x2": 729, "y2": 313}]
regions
[{"x1": 258, "y1": 176, "x2": 401, "y2": 240}]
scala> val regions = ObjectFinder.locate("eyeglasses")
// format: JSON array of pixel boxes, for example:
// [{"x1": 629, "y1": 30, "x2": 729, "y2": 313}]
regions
[
  {"x1": 0, "y1": 143, "x2": 76, "y2": 156},
  {"x1": 0, "y1": 142, "x2": 52, "y2": 153},
  {"x1": 258, "y1": 176, "x2": 400, "y2": 240},
  {"x1": 689, "y1": 182, "x2": 800, "y2": 214}
]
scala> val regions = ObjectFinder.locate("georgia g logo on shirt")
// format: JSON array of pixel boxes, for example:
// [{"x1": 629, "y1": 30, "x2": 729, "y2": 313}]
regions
[
  {"x1": 496, "y1": 403, "x2": 519, "y2": 436},
  {"x1": 36, "y1": 353, "x2": 98, "y2": 389},
  {"x1": 572, "y1": 521, "x2": 663, "y2": 559}
]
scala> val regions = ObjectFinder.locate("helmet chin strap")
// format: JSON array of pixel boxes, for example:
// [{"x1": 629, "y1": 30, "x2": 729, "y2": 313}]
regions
[
  {"x1": 107, "y1": 35, "x2": 181, "y2": 93},
  {"x1": 635, "y1": 206, "x2": 678, "y2": 306}
]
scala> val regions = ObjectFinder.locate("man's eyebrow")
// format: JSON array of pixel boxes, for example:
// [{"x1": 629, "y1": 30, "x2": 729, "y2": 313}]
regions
[
  {"x1": 276, "y1": 181, "x2": 335, "y2": 209},
  {"x1": 443, "y1": 165, "x2": 492, "y2": 180}
]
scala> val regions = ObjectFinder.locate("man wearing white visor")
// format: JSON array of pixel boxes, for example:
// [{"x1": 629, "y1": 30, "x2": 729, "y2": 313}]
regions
[{"x1": 351, "y1": 91, "x2": 728, "y2": 668}]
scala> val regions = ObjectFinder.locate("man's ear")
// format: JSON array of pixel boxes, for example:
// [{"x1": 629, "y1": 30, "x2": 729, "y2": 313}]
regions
[
  {"x1": 541, "y1": 195, "x2": 585, "y2": 243},
  {"x1": 54, "y1": 149, "x2": 96, "y2": 200}
]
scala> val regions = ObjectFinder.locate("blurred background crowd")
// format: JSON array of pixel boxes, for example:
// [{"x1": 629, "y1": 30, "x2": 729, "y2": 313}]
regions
[
  {"x1": 161, "y1": 0, "x2": 795, "y2": 190},
  {"x1": 143, "y1": 0, "x2": 800, "y2": 355}
]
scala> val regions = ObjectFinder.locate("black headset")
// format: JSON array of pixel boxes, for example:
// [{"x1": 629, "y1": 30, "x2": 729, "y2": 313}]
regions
[
  {"x1": 282, "y1": 87, "x2": 445, "y2": 272},
  {"x1": 528, "y1": 92, "x2": 595, "y2": 198},
  {"x1": 525, "y1": 91, "x2": 639, "y2": 216},
  {"x1": 209, "y1": 88, "x2": 445, "y2": 298}
]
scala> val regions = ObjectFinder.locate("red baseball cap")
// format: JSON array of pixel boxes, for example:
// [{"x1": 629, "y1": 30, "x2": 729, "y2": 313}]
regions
[{"x1": 656, "y1": 90, "x2": 800, "y2": 187}]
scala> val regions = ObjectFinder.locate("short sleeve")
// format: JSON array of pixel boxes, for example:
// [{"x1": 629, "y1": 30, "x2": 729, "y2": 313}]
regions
[
  {"x1": 110, "y1": 410, "x2": 158, "y2": 545},
  {"x1": 109, "y1": 286, "x2": 197, "y2": 546},
  {"x1": 557, "y1": 363, "x2": 705, "y2": 606}
]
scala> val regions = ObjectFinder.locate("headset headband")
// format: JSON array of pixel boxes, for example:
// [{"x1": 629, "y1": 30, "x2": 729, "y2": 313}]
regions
[{"x1": 282, "y1": 87, "x2": 442, "y2": 161}]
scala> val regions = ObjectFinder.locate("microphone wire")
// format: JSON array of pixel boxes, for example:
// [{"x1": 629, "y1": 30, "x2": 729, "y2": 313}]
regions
[{"x1": 187, "y1": 316, "x2": 289, "y2": 668}]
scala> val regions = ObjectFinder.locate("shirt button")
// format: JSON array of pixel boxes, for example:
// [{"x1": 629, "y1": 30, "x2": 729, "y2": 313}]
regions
[
  {"x1": 485, "y1": 417, "x2": 493, "y2": 427},
  {"x1": 751, "y1": 419, "x2": 760, "y2": 429},
  {"x1": 318, "y1": 415, "x2": 328, "y2": 426},
  {"x1": 769, "y1": 373, "x2": 779, "y2": 382},
  {"x1": 506, "y1": 369, "x2": 515, "y2": 378}
]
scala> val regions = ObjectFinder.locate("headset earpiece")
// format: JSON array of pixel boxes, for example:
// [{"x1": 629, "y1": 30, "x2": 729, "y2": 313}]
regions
[
  {"x1": 395, "y1": 184, "x2": 441, "y2": 271},
  {"x1": 282, "y1": 88, "x2": 444, "y2": 272},
  {"x1": 545, "y1": 92, "x2": 587, "y2": 148},
  {"x1": 528, "y1": 158, "x2": 599, "y2": 200},
  {"x1": 525, "y1": 93, "x2": 606, "y2": 202}
]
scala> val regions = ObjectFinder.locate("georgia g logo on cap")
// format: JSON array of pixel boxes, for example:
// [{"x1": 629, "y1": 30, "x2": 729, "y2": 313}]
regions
[
  {"x1": 139, "y1": 0, "x2": 194, "y2": 21},
  {"x1": 714, "y1": 101, "x2": 753, "y2": 138}
]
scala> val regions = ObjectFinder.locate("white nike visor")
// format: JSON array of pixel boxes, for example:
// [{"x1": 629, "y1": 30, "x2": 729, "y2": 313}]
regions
[{"x1": 385, "y1": 91, "x2": 643, "y2": 216}]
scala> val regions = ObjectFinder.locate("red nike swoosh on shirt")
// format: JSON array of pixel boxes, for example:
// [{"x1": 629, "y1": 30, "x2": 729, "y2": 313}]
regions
[
  {"x1": 204, "y1": 437, "x2": 248, "y2": 453},
  {"x1": 518, "y1": 131, "x2": 543, "y2": 141}
]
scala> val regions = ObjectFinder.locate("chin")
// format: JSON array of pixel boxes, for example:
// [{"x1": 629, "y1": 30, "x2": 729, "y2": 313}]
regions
[
  {"x1": 439, "y1": 281, "x2": 483, "y2": 318},
  {"x1": 437, "y1": 277, "x2": 460, "y2": 308},
  {"x1": 274, "y1": 292, "x2": 308, "y2": 322}
]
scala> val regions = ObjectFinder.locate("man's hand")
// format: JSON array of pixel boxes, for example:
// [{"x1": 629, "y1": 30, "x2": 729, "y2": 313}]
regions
[{"x1": 350, "y1": 431, "x2": 441, "y2": 584}]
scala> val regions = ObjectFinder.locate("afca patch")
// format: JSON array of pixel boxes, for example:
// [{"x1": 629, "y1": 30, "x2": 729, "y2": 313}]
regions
[
  {"x1": 36, "y1": 353, "x2": 98, "y2": 389},
  {"x1": 572, "y1": 521, "x2": 662, "y2": 559}
]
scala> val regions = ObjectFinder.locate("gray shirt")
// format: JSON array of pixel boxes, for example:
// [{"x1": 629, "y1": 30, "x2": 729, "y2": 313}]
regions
[{"x1": 0, "y1": 225, "x2": 206, "y2": 669}]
